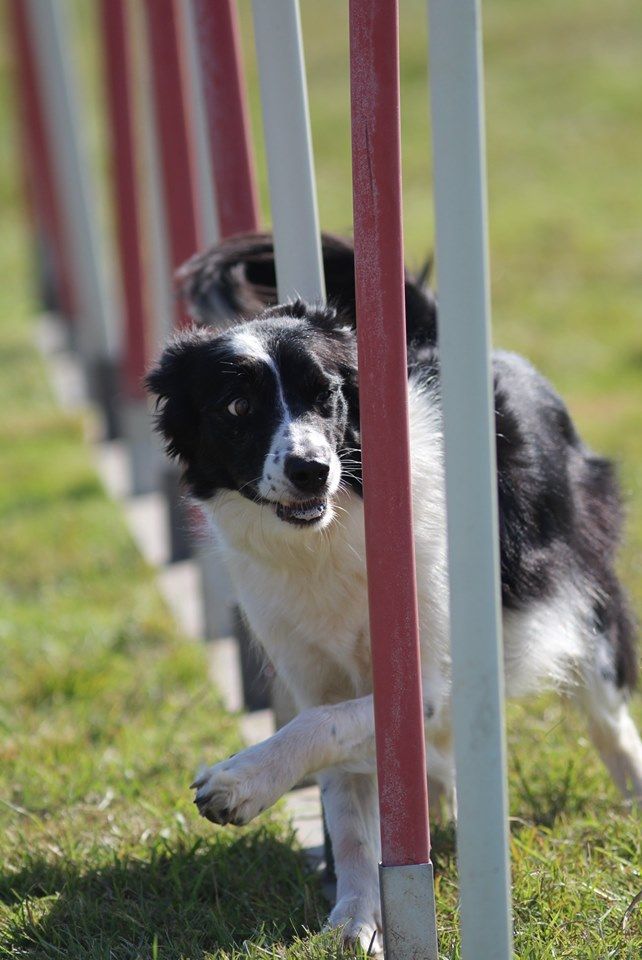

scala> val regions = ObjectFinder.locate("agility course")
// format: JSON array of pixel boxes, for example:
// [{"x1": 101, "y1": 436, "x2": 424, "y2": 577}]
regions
[{"x1": 3, "y1": 1, "x2": 642, "y2": 958}]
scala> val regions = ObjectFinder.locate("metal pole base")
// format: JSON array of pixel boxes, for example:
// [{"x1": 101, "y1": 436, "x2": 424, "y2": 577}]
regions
[
  {"x1": 234, "y1": 606, "x2": 271, "y2": 711},
  {"x1": 122, "y1": 399, "x2": 161, "y2": 496},
  {"x1": 379, "y1": 862, "x2": 438, "y2": 960},
  {"x1": 88, "y1": 356, "x2": 121, "y2": 441},
  {"x1": 199, "y1": 546, "x2": 235, "y2": 640},
  {"x1": 35, "y1": 231, "x2": 62, "y2": 315},
  {"x1": 162, "y1": 466, "x2": 193, "y2": 562}
]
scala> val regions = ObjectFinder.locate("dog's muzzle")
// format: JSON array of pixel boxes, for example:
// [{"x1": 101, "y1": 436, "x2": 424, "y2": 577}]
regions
[{"x1": 283, "y1": 455, "x2": 330, "y2": 496}]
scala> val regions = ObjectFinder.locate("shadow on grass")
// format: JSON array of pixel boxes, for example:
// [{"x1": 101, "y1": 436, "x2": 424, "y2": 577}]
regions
[
  {"x1": 0, "y1": 827, "x2": 326, "y2": 960},
  {"x1": 428, "y1": 822, "x2": 457, "y2": 878}
]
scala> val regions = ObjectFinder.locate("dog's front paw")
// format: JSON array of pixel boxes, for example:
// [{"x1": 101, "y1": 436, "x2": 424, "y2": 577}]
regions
[
  {"x1": 191, "y1": 750, "x2": 278, "y2": 826},
  {"x1": 328, "y1": 897, "x2": 383, "y2": 956}
]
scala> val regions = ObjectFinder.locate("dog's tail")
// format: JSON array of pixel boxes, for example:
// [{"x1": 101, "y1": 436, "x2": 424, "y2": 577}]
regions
[{"x1": 177, "y1": 231, "x2": 438, "y2": 348}]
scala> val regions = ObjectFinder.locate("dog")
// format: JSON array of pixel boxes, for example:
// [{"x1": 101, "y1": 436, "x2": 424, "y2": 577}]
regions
[{"x1": 146, "y1": 232, "x2": 642, "y2": 952}]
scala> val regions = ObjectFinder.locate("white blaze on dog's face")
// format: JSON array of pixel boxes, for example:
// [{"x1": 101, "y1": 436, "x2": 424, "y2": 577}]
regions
[
  {"x1": 227, "y1": 327, "x2": 344, "y2": 527},
  {"x1": 146, "y1": 302, "x2": 361, "y2": 532}
]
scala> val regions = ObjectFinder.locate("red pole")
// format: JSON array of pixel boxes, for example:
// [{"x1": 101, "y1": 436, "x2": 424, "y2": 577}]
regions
[
  {"x1": 143, "y1": 0, "x2": 203, "y2": 328},
  {"x1": 349, "y1": 0, "x2": 431, "y2": 867},
  {"x1": 100, "y1": 0, "x2": 148, "y2": 400},
  {"x1": 9, "y1": 0, "x2": 75, "y2": 319},
  {"x1": 192, "y1": 0, "x2": 260, "y2": 237}
]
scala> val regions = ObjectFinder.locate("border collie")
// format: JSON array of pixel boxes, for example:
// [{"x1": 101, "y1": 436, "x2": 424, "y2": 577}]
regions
[{"x1": 146, "y1": 232, "x2": 642, "y2": 952}]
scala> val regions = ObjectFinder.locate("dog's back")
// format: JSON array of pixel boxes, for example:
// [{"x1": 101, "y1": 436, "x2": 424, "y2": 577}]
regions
[
  {"x1": 178, "y1": 231, "x2": 638, "y2": 700},
  {"x1": 178, "y1": 230, "x2": 438, "y2": 352}
]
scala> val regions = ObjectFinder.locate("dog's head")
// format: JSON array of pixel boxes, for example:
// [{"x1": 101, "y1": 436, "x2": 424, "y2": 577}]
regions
[{"x1": 146, "y1": 301, "x2": 361, "y2": 534}]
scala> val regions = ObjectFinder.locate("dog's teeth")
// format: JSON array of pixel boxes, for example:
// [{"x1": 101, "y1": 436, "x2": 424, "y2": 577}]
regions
[
  {"x1": 275, "y1": 498, "x2": 328, "y2": 524},
  {"x1": 291, "y1": 502, "x2": 325, "y2": 520}
]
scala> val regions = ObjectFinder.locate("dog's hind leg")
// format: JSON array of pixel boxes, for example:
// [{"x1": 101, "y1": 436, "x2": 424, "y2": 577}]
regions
[
  {"x1": 319, "y1": 769, "x2": 383, "y2": 955},
  {"x1": 575, "y1": 636, "x2": 642, "y2": 801}
]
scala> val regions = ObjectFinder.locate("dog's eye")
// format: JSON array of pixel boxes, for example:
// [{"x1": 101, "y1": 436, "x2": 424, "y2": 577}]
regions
[
  {"x1": 227, "y1": 397, "x2": 251, "y2": 417},
  {"x1": 315, "y1": 389, "x2": 333, "y2": 405}
]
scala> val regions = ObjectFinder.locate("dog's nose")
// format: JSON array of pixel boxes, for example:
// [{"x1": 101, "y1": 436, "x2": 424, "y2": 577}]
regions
[{"x1": 284, "y1": 455, "x2": 330, "y2": 494}]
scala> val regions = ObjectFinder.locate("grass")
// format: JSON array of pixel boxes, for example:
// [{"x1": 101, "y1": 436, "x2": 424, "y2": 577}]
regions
[{"x1": 1, "y1": 0, "x2": 642, "y2": 957}]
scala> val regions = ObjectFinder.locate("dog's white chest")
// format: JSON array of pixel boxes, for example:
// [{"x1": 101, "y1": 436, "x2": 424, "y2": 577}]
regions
[{"x1": 213, "y1": 488, "x2": 372, "y2": 707}]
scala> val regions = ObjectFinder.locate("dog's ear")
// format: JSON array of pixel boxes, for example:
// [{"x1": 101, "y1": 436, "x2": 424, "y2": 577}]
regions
[
  {"x1": 306, "y1": 303, "x2": 355, "y2": 335},
  {"x1": 145, "y1": 329, "x2": 212, "y2": 464}
]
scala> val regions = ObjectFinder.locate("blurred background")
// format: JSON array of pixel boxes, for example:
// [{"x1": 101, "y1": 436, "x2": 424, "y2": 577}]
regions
[{"x1": 1, "y1": 1, "x2": 641, "y2": 958}]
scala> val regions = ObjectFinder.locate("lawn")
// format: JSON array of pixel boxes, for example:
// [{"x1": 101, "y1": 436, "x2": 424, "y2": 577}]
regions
[{"x1": 1, "y1": 0, "x2": 642, "y2": 958}]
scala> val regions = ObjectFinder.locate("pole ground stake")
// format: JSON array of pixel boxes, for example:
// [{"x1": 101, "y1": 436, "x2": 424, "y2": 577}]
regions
[{"x1": 379, "y1": 864, "x2": 438, "y2": 960}]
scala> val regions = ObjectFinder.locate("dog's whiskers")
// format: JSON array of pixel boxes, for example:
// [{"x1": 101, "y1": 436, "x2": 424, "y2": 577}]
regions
[{"x1": 238, "y1": 475, "x2": 263, "y2": 497}]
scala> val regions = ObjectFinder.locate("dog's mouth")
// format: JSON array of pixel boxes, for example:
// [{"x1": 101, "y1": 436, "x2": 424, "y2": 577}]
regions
[
  {"x1": 243, "y1": 487, "x2": 330, "y2": 526},
  {"x1": 275, "y1": 497, "x2": 328, "y2": 526}
]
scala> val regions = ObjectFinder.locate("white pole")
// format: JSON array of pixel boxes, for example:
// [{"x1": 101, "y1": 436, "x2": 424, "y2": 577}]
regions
[
  {"x1": 251, "y1": 0, "x2": 325, "y2": 303},
  {"x1": 26, "y1": 0, "x2": 120, "y2": 425},
  {"x1": 427, "y1": 1, "x2": 513, "y2": 958},
  {"x1": 180, "y1": 0, "x2": 237, "y2": 643},
  {"x1": 180, "y1": 0, "x2": 220, "y2": 249},
  {"x1": 251, "y1": 0, "x2": 324, "y2": 723},
  {"x1": 129, "y1": 0, "x2": 174, "y2": 348}
]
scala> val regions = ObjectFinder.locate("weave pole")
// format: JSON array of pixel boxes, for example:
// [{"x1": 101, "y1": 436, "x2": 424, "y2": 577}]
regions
[
  {"x1": 143, "y1": 0, "x2": 204, "y2": 561},
  {"x1": 192, "y1": 0, "x2": 260, "y2": 237},
  {"x1": 143, "y1": 0, "x2": 203, "y2": 331},
  {"x1": 185, "y1": 0, "x2": 266, "y2": 681},
  {"x1": 182, "y1": 0, "x2": 255, "y2": 679},
  {"x1": 427, "y1": 1, "x2": 513, "y2": 958},
  {"x1": 9, "y1": 0, "x2": 74, "y2": 321},
  {"x1": 251, "y1": 0, "x2": 325, "y2": 303},
  {"x1": 26, "y1": 0, "x2": 120, "y2": 437},
  {"x1": 251, "y1": 0, "x2": 326, "y2": 721},
  {"x1": 350, "y1": 2, "x2": 438, "y2": 957},
  {"x1": 180, "y1": 1, "x2": 220, "y2": 248},
  {"x1": 129, "y1": 1, "x2": 173, "y2": 345},
  {"x1": 100, "y1": 0, "x2": 157, "y2": 494}
]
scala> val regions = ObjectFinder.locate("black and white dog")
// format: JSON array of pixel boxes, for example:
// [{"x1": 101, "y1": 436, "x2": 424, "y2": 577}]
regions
[{"x1": 146, "y1": 233, "x2": 642, "y2": 951}]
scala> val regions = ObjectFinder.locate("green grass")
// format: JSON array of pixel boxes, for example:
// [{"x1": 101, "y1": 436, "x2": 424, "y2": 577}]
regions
[{"x1": 1, "y1": 0, "x2": 642, "y2": 957}]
